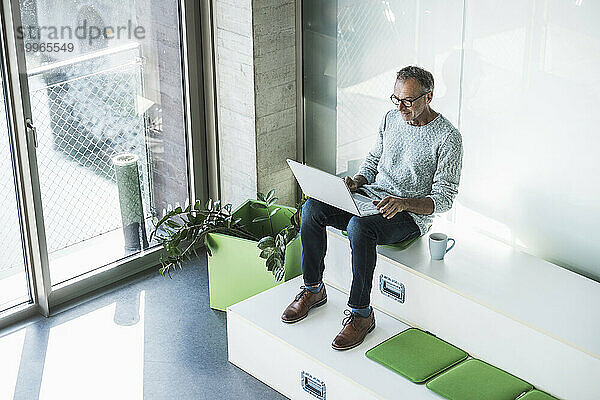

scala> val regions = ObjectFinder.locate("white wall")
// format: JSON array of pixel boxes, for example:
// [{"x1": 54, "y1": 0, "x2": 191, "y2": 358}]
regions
[
  {"x1": 457, "y1": 0, "x2": 599, "y2": 280},
  {"x1": 333, "y1": 0, "x2": 599, "y2": 280},
  {"x1": 335, "y1": 0, "x2": 463, "y2": 175}
]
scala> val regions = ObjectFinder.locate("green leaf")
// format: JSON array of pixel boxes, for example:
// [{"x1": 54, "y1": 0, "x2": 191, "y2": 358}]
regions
[
  {"x1": 275, "y1": 247, "x2": 285, "y2": 258},
  {"x1": 285, "y1": 228, "x2": 298, "y2": 242},
  {"x1": 259, "y1": 248, "x2": 274, "y2": 259},
  {"x1": 275, "y1": 235, "x2": 283, "y2": 247},
  {"x1": 257, "y1": 236, "x2": 275, "y2": 249},
  {"x1": 194, "y1": 200, "x2": 201, "y2": 210},
  {"x1": 266, "y1": 254, "x2": 276, "y2": 271},
  {"x1": 274, "y1": 267, "x2": 285, "y2": 282},
  {"x1": 274, "y1": 255, "x2": 283, "y2": 270},
  {"x1": 269, "y1": 207, "x2": 280, "y2": 217},
  {"x1": 250, "y1": 202, "x2": 267, "y2": 209},
  {"x1": 214, "y1": 200, "x2": 221, "y2": 211},
  {"x1": 165, "y1": 220, "x2": 181, "y2": 229},
  {"x1": 267, "y1": 197, "x2": 278, "y2": 207},
  {"x1": 257, "y1": 192, "x2": 266, "y2": 202},
  {"x1": 266, "y1": 189, "x2": 275, "y2": 202},
  {"x1": 252, "y1": 216, "x2": 270, "y2": 223},
  {"x1": 192, "y1": 213, "x2": 201, "y2": 224}
]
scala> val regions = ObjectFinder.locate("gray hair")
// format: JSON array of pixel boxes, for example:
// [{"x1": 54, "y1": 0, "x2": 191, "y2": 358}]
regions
[{"x1": 396, "y1": 66, "x2": 434, "y2": 93}]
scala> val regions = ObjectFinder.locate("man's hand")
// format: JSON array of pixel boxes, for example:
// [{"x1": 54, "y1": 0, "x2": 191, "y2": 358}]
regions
[
  {"x1": 344, "y1": 176, "x2": 359, "y2": 192},
  {"x1": 345, "y1": 175, "x2": 367, "y2": 192},
  {"x1": 373, "y1": 196, "x2": 406, "y2": 219}
]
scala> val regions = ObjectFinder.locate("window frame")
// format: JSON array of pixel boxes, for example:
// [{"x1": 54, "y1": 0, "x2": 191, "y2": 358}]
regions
[{"x1": 0, "y1": 0, "x2": 214, "y2": 329}]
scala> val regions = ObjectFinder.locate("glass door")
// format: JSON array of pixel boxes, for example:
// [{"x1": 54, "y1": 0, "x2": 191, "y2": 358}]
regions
[
  {"x1": 0, "y1": 47, "x2": 32, "y2": 313},
  {"x1": 14, "y1": 0, "x2": 192, "y2": 285}
]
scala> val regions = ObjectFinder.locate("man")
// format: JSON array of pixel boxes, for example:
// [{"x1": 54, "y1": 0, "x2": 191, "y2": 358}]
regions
[{"x1": 281, "y1": 66, "x2": 463, "y2": 350}]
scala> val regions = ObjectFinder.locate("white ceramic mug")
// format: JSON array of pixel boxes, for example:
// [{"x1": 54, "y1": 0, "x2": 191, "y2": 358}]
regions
[{"x1": 429, "y1": 233, "x2": 455, "y2": 260}]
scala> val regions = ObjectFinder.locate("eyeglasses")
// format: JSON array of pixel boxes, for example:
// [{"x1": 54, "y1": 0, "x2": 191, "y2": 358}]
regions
[{"x1": 390, "y1": 91, "x2": 430, "y2": 107}]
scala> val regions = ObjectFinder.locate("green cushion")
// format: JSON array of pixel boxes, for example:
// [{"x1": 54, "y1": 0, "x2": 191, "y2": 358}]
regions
[
  {"x1": 518, "y1": 390, "x2": 561, "y2": 400},
  {"x1": 365, "y1": 328, "x2": 469, "y2": 383},
  {"x1": 340, "y1": 230, "x2": 423, "y2": 250},
  {"x1": 426, "y1": 359, "x2": 533, "y2": 400},
  {"x1": 382, "y1": 235, "x2": 421, "y2": 250}
]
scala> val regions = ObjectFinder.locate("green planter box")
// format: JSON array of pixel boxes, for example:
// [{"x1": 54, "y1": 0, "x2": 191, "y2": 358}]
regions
[{"x1": 206, "y1": 199, "x2": 303, "y2": 311}]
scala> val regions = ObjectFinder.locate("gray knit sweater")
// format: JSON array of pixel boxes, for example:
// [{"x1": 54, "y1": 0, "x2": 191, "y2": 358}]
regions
[{"x1": 356, "y1": 110, "x2": 463, "y2": 235}]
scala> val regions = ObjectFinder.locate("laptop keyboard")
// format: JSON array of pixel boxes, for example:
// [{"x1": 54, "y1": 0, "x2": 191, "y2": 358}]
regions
[{"x1": 352, "y1": 193, "x2": 380, "y2": 216}]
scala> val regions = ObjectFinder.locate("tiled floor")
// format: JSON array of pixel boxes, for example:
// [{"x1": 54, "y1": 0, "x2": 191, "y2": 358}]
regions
[{"x1": 0, "y1": 253, "x2": 287, "y2": 400}]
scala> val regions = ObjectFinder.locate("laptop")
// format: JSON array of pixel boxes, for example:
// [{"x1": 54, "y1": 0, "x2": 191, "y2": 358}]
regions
[{"x1": 287, "y1": 159, "x2": 380, "y2": 217}]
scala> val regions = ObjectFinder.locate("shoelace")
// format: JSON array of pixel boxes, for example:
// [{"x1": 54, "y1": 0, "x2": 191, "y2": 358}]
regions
[
  {"x1": 341, "y1": 309, "x2": 356, "y2": 328},
  {"x1": 295, "y1": 285, "x2": 312, "y2": 301}
]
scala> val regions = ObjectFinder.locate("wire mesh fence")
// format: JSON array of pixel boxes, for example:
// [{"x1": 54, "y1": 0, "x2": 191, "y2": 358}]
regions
[{"x1": 28, "y1": 55, "x2": 152, "y2": 254}]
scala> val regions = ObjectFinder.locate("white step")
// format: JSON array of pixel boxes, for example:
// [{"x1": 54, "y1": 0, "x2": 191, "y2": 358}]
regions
[
  {"x1": 323, "y1": 225, "x2": 600, "y2": 400},
  {"x1": 227, "y1": 276, "x2": 444, "y2": 400}
]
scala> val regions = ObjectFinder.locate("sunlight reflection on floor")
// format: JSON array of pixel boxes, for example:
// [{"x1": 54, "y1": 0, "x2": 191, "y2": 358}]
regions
[
  {"x1": 38, "y1": 291, "x2": 145, "y2": 400},
  {"x1": 0, "y1": 329, "x2": 26, "y2": 399}
]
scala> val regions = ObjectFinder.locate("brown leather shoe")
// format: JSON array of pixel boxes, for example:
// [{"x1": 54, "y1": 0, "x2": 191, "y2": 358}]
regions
[
  {"x1": 331, "y1": 309, "x2": 375, "y2": 351},
  {"x1": 281, "y1": 284, "x2": 327, "y2": 323}
]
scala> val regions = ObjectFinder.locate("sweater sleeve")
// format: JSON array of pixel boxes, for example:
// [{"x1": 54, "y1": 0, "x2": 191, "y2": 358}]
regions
[
  {"x1": 426, "y1": 131, "x2": 463, "y2": 214},
  {"x1": 356, "y1": 111, "x2": 389, "y2": 184}
]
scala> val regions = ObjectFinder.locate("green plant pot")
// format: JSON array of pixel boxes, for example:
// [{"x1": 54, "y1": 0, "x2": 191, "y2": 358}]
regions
[{"x1": 206, "y1": 199, "x2": 303, "y2": 311}]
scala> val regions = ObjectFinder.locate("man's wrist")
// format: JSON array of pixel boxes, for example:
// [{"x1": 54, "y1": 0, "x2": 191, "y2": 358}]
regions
[{"x1": 399, "y1": 197, "x2": 434, "y2": 215}]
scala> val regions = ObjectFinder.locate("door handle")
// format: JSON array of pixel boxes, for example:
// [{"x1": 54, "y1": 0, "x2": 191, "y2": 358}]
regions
[{"x1": 25, "y1": 118, "x2": 37, "y2": 148}]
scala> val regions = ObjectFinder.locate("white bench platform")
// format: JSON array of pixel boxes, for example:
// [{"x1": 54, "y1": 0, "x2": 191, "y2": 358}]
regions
[
  {"x1": 355, "y1": 221, "x2": 600, "y2": 357},
  {"x1": 227, "y1": 219, "x2": 600, "y2": 399},
  {"x1": 323, "y1": 222, "x2": 600, "y2": 400},
  {"x1": 228, "y1": 276, "x2": 443, "y2": 400}
]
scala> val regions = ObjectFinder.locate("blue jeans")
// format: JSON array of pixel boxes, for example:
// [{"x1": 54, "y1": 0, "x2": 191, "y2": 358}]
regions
[{"x1": 300, "y1": 198, "x2": 421, "y2": 308}]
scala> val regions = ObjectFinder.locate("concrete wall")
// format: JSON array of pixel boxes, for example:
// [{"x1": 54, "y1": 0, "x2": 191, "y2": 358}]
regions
[
  {"x1": 141, "y1": 0, "x2": 189, "y2": 217},
  {"x1": 214, "y1": 0, "x2": 297, "y2": 208}
]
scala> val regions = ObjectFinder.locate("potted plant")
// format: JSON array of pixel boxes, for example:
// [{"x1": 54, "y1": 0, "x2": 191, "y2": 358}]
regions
[{"x1": 150, "y1": 190, "x2": 306, "y2": 310}]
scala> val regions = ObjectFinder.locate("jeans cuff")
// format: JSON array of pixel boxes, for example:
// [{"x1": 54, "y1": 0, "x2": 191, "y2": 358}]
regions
[
  {"x1": 303, "y1": 280, "x2": 322, "y2": 287},
  {"x1": 347, "y1": 301, "x2": 369, "y2": 309}
]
